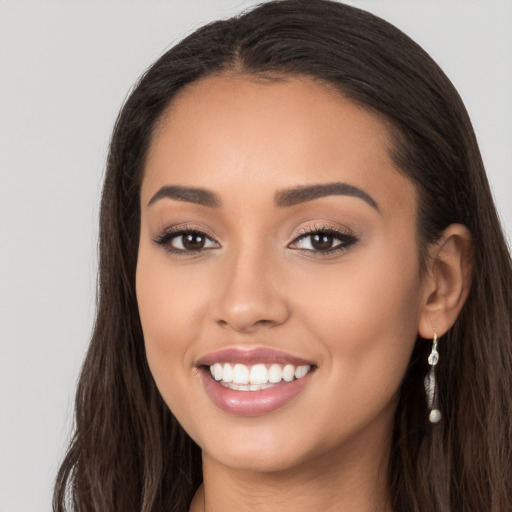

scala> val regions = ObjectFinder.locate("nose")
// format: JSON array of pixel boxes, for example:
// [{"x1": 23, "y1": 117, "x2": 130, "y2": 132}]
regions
[{"x1": 213, "y1": 246, "x2": 291, "y2": 333}]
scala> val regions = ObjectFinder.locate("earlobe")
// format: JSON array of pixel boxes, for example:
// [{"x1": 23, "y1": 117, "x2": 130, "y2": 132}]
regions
[{"x1": 418, "y1": 224, "x2": 473, "y2": 338}]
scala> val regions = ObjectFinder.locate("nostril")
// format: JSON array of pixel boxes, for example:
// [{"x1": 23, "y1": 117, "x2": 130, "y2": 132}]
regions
[
  {"x1": 256, "y1": 319, "x2": 273, "y2": 325},
  {"x1": 215, "y1": 317, "x2": 280, "y2": 333},
  {"x1": 213, "y1": 278, "x2": 291, "y2": 332}
]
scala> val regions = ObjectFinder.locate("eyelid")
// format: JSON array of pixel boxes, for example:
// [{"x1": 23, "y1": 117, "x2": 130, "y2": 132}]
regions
[
  {"x1": 152, "y1": 224, "x2": 220, "y2": 255},
  {"x1": 152, "y1": 222, "x2": 358, "y2": 257},
  {"x1": 288, "y1": 224, "x2": 358, "y2": 255}
]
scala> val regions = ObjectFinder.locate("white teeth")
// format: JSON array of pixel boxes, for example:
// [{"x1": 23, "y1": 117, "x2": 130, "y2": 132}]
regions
[
  {"x1": 268, "y1": 364, "x2": 282, "y2": 383},
  {"x1": 282, "y1": 364, "x2": 295, "y2": 382},
  {"x1": 213, "y1": 363, "x2": 223, "y2": 381},
  {"x1": 232, "y1": 364, "x2": 249, "y2": 384},
  {"x1": 224, "y1": 381, "x2": 285, "y2": 391},
  {"x1": 295, "y1": 365, "x2": 308, "y2": 379},
  {"x1": 249, "y1": 364, "x2": 268, "y2": 384},
  {"x1": 223, "y1": 363, "x2": 233, "y2": 382},
  {"x1": 209, "y1": 362, "x2": 312, "y2": 388}
]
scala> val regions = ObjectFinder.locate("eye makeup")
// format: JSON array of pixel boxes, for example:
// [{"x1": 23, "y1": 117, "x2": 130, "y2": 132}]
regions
[
  {"x1": 152, "y1": 222, "x2": 359, "y2": 257},
  {"x1": 152, "y1": 224, "x2": 220, "y2": 255},
  {"x1": 288, "y1": 224, "x2": 358, "y2": 256}
]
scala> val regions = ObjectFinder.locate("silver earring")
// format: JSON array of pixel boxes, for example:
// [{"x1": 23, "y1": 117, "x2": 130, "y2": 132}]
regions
[{"x1": 424, "y1": 332, "x2": 442, "y2": 423}]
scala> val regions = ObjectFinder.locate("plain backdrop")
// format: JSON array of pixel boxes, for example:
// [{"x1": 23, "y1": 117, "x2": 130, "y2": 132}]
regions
[{"x1": 1, "y1": 1, "x2": 511, "y2": 510}]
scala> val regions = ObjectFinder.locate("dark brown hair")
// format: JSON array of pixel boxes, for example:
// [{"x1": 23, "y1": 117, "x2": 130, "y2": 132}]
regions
[{"x1": 53, "y1": 1, "x2": 512, "y2": 511}]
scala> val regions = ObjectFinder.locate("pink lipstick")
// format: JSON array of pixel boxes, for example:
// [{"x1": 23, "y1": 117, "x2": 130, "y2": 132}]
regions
[{"x1": 196, "y1": 348, "x2": 315, "y2": 416}]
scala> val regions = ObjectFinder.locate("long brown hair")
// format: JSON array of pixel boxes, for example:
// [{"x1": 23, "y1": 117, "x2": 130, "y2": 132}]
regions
[{"x1": 53, "y1": 1, "x2": 512, "y2": 511}]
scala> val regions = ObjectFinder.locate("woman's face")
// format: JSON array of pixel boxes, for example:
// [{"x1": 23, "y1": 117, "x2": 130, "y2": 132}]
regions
[{"x1": 136, "y1": 75, "x2": 426, "y2": 473}]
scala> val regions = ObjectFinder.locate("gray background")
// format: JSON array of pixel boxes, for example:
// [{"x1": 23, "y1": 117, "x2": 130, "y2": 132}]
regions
[{"x1": 1, "y1": 1, "x2": 511, "y2": 510}]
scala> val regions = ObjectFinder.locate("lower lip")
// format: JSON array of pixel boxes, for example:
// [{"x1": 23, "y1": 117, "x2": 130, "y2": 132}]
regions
[{"x1": 199, "y1": 368, "x2": 314, "y2": 416}]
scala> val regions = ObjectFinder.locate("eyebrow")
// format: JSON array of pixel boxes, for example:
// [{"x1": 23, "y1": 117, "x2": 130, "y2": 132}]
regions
[
  {"x1": 147, "y1": 181, "x2": 379, "y2": 211},
  {"x1": 275, "y1": 182, "x2": 379, "y2": 211},
  {"x1": 148, "y1": 185, "x2": 221, "y2": 208}
]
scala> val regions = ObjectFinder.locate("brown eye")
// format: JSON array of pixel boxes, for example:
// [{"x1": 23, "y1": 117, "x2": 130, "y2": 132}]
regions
[
  {"x1": 180, "y1": 233, "x2": 206, "y2": 251},
  {"x1": 290, "y1": 227, "x2": 357, "y2": 255},
  {"x1": 170, "y1": 231, "x2": 218, "y2": 252},
  {"x1": 310, "y1": 233, "x2": 335, "y2": 251},
  {"x1": 154, "y1": 228, "x2": 219, "y2": 253}
]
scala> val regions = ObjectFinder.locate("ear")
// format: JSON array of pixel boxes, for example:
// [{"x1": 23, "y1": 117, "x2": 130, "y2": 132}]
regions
[{"x1": 418, "y1": 224, "x2": 473, "y2": 339}]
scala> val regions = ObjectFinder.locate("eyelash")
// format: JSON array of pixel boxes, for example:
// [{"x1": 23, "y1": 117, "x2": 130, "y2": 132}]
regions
[
  {"x1": 153, "y1": 224, "x2": 358, "y2": 256},
  {"x1": 153, "y1": 225, "x2": 218, "y2": 255},
  {"x1": 290, "y1": 225, "x2": 358, "y2": 255}
]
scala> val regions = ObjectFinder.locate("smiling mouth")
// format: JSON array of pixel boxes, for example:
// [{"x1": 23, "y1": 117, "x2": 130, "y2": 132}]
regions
[
  {"x1": 197, "y1": 349, "x2": 316, "y2": 415},
  {"x1": 208, "y1": 362, "x2": 313, "y2": 391}
]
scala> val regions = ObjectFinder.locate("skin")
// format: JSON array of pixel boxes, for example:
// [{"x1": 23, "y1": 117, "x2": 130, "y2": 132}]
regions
[{"x1": 136, "y1": 75, "x2": 472, "y2": 512}]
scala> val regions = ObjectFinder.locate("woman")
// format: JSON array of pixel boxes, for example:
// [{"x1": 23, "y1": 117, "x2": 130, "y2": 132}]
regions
[{"x1": 53, "y1": 1, "x2": 512, "y2": 511}]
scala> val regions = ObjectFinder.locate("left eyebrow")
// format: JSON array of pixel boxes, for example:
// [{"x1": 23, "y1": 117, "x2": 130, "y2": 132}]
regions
[
  {"x1": 274, "y1": 182, "x2": 379, "y2": 211},
  {"x1": 147, "y1": 185, "x2": 222, "y2": 208}
]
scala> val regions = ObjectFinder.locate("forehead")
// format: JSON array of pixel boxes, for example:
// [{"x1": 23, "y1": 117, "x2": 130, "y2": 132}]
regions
[{"x1": 142, "y1": 74, "x2": 415, "y2": 216}]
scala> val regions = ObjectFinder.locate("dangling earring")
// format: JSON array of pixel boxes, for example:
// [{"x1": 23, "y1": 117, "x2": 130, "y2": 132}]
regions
[{"x1": 424, "y1": 332, "x2": 442, "y2": 424}]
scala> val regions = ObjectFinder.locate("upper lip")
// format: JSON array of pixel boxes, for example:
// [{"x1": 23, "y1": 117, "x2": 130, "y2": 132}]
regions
[{"x1": 196, "y1": 347, "x2": 315, "y2": 367}]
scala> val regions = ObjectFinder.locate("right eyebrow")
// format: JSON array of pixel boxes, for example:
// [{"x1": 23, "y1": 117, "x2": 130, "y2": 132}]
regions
[
  {"x1": 274, "y1": 182, "x2": 380, "y2": 211},
  {"x1": 147, "y1": 185, "x2": 222, "y2": 208}
]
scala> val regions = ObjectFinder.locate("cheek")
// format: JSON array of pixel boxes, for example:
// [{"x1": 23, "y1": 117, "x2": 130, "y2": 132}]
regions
[
  {"x1": 136, "y1": 235, "x2": 210, "y2": 348},
  {"x1": 291, "y1": 243, "x2": 423, "y2": 402},
  {"x1": 135, "y1": 246, "x2": 201, "y2": 405}
]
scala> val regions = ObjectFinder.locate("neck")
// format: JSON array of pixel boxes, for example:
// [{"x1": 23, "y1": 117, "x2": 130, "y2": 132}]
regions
[{"x1": 190, "y1": 417, "x2": 394, "y2": 512}]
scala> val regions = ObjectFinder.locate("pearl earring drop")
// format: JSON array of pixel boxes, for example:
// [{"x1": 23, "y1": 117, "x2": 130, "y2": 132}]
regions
[{"x1": 424, "y1": 332, "x2": 442, "y2": 424}]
